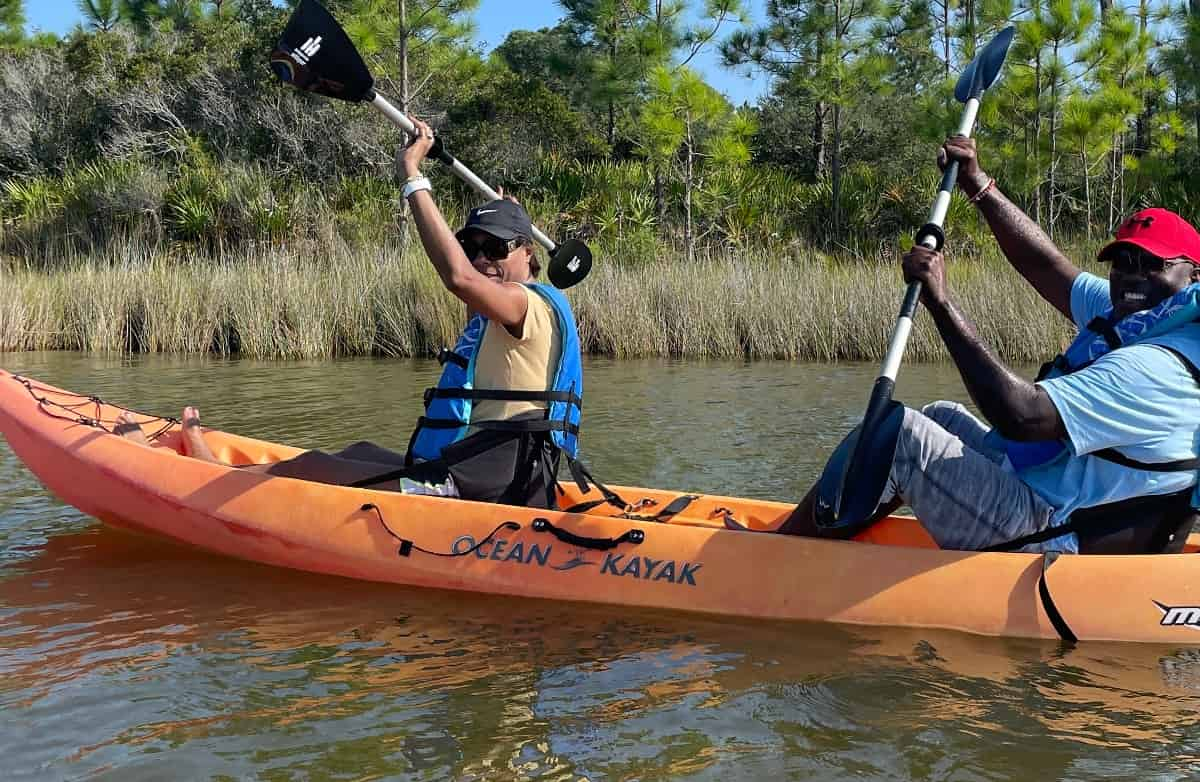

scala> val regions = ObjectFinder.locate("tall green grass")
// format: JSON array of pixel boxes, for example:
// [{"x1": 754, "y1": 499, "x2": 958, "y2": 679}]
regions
[{"x1": 0, "y1": 238, "x2": 1082, "y2": 362}]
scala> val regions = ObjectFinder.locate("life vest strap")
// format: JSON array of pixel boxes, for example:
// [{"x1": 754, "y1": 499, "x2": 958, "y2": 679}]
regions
[
  {"x1": 1085, "y1": 315, "x2": 1122, "y2": 349},
  {"x1": 1091, "y1": 448, "x2": 1200, "y2": 472},
  {"x1": 436, "y1": 348, "x2": 469, "y2": 369},
  {"x1": 424, "y1": 387, "x2": 583, "y2": 408},
  {"x1": 415, "y1": 415, "x2": 580, "y2": 436}
]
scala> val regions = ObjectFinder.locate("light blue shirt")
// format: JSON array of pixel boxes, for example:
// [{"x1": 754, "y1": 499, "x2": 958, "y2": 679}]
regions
[{"x1": 1019, "y1": 272, "x2": 1200, "y2": 534}]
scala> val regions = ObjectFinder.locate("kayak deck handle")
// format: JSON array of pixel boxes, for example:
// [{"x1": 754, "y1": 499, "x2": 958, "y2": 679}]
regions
[{"x1": 532, "y1": 517, "x2": 645, "y2": 550}]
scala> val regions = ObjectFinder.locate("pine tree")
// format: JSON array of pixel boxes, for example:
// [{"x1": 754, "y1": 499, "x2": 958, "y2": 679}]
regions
[
  {"x1": 77, "y1": 0, "x2": 121, "y2": 32},
  {"x1": 722, "y1": 0, "x2": 889, "y2": 237},
  {"x1": 642, "y1": 65, "x2": 753, "y2": 261}
]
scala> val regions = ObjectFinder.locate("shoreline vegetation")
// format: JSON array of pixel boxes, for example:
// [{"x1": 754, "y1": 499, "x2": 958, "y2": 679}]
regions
[
  {"x1": 1, "y1": 1, "x2": 1186, "y2": 364},
  {"x1": 0, "y1": 236, "x2": 1092, "y2": 362}
]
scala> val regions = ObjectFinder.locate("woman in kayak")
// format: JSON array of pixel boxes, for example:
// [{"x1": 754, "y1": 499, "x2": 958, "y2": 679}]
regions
[
  {"x1": 119, "y1": 117, "x2": 583, "y2": 509},
  {"x1": 761, "y1": 138, "x2": 1200, "y2": 555}
]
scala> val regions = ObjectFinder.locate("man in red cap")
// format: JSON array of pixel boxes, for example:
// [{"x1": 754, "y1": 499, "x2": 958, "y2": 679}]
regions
[{"x1": 765, "y1": 138, "x2": 1200, "y2": 555}]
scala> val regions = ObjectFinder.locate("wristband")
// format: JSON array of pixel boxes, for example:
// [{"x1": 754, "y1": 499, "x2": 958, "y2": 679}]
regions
[
  {"x1": 402, "y1": 177, "x2": 432, "y2": 199},
  {"x1": 968, "y1": 177, "x2": 996, "y2": 205}
]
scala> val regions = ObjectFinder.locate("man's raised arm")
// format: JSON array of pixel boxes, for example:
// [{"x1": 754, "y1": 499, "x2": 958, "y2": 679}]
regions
[{"x1": 943, "y1": 137, "x2": 1080, "y2": 320}]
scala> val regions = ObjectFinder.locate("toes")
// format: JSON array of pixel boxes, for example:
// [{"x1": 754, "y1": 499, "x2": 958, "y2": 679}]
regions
[{"x1": 114, "y1": 412, "x2": 148, "y2": 443}]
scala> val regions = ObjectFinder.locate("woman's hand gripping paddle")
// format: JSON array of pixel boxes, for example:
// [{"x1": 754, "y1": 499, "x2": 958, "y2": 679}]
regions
[
  {"x1": 268, "y1": 0, "x2": 592, "y2": 289},
  {"x1": 813, "y1": 26, "x2": 1015, "y2": 531}
]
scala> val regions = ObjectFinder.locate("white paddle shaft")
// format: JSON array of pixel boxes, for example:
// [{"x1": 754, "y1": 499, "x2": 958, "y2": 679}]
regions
[{"x1": 370, "y1": 93, "x2": 557, "y2": 253}]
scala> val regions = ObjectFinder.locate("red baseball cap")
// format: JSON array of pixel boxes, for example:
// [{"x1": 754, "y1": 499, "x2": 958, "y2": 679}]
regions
[{"x1": 1098, "y1": 208, "x2": 1200, "y2": 265}]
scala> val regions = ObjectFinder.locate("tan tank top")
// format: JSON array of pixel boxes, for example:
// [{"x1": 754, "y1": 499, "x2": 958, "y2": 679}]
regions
[{"x1": 471, "y1": 284, "x2": 561, "y2": 423}]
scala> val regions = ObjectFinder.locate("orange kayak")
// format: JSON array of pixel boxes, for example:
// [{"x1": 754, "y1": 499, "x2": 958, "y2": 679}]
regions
[{"x1": 2, "y1": 369, "x2": 1198, "y2": 644}]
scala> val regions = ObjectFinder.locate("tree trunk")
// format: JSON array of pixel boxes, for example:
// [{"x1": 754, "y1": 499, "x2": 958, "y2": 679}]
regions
[
  {"x1": 831, "y1": 102, "x2": 842, "y2": 240},
  {"x1": 1032, "y1": 51, "x2": 1042, "y2": 224},
  {"x1": 962, "y1": 0, "x2": 977, "y2": 57},
  {"x1": 654, "y1": 165, "x2": 667, "y2": 230},
  {"x1": 1133, "y1": 0, "x2": 1151, "y2": 157},
  {"x1": 396, "y1": 0, "x2": 411, "y2": 250},
  {"x1": 1082, "y1": 149, "x2": 1091, "y2": 238},
  {"x1": 684, "y1": 122, "x2": 695, "y2": 265},
  {"x1": 942, "y1": 0, "x2": 951, "y2": 78},
  {"x1": 1188, "y1": 0, "x2": 1199, "y2": 158},
  {"x1": 608, "y1": 36, "x2": 617, "y2": 153},
  {"x1": 812, "y1": 101, "x2": 827, "y2": 178},
  {"x1": 1108, "y1": 138, "x2": 1118, "y2": 229},
  {"x1": 1048, "y1": 42, "x2": 1059, "y2": 238},
  {"x1": 399, "y1": 0, "x2": 410, "y2": 113}
]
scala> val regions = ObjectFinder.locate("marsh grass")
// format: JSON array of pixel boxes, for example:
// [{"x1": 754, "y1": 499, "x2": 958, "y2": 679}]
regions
[{"x1": 0, "y1": 236, "x2": 1086, "y2": 362}]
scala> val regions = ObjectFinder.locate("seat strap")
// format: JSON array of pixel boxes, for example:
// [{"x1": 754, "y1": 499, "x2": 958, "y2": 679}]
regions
[
  {"x1": 1038, "y1": 552, "x2": 1077, "y2": 643},
  {"x1": 561, "y1": 457, "x2": 630, "y2": 513}
]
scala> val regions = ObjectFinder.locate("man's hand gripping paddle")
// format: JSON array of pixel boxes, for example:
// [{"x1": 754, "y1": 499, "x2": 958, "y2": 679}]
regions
[
  {"x1": 269, "y1": 0, "x2": 592, "y2": 289},
  {"x1": 813, "y1": 26, "x2": 1016, "y2": 531}
]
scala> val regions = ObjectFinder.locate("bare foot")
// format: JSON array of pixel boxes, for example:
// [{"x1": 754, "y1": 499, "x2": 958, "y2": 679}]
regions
[
  {"x1": 114, "y1": 412, "x2": 149, "y2": 446},
  {"x1": 180, "y1": 406, "x2": 223, "y2": 464}
]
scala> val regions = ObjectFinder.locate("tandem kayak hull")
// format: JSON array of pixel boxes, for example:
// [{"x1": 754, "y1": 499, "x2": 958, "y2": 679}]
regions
[{"x1": 1, "y1": 370, "x2": 1198, "y2": 644}]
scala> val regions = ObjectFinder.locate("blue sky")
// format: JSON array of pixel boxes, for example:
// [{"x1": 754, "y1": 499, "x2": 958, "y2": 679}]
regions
[{"x1": 27, "y1": 0, "x2": 771, "y2": 104}]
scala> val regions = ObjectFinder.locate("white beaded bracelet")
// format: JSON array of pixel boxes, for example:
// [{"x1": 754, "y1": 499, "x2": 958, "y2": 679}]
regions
[{"x1": 402, "y1": 177, "x2": 432, "y2": 199}]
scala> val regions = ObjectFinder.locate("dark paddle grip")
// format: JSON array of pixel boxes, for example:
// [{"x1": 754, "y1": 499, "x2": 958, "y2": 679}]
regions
[{"x1": 939, "y1": 160, "x2": 959, "y2": 196}]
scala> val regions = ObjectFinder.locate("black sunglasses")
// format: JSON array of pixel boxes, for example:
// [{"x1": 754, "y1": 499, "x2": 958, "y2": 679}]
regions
[
  {"x1": 458, "y1": 235, "x2": 526, "y2": 262},
  {"x1": 1103, "y1": 246, "x2": 1191, "y2": 276}
]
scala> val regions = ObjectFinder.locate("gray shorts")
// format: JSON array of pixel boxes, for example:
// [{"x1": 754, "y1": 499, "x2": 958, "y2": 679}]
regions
[{"x1": 882, "y1": 402, "x2": 1071, "y2": 553}]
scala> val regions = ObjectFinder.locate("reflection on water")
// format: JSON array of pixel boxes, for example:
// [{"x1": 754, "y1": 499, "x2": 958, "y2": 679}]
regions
[{"x1": 3, "y1": 353, "x2": 1200, "y2": 780}]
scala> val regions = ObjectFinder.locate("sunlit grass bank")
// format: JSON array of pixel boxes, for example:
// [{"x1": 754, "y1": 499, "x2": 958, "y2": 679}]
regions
[{"x1": 0, "y1": 239, "x2": 1085, "y2": 362}]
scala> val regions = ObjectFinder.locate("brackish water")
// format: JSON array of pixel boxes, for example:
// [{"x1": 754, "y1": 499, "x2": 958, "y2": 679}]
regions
[{"x1": 2, "y1": 353, "x2": 1200, "y2": 781}]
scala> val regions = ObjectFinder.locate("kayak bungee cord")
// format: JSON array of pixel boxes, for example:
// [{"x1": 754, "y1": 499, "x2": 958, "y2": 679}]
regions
[
  {"x1": 12, "y1": 374, "x2": 178, "y2": 442},
  {"x1": 361, "y1": 502, "x2": 520, "y2": 558},
  {"x1": 361, "y1": 502, "x2": 652, "y2": 558}
]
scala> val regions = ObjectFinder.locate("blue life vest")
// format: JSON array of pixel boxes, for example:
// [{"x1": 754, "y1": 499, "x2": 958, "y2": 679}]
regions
[
  {"x1": 408, "y1": 283, "x2": 583, "y2": 464},
  {"x1": 1005, "y1": 283, "x2": 1200, "y2": 474}
]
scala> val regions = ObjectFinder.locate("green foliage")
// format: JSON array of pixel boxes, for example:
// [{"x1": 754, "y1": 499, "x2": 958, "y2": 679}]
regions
[
  {"x1": 78, "y1": 0, "x2": 121, "y2": 32},
  {"x1": 443, "y1": 66, "x2": 607, "y2": 183},
  {"x1": 0, "y1": 0, "x2": 24, "y2": 46},
  {"x1": 0, "y1": 0, "x2": 1197, "y2": 259}
]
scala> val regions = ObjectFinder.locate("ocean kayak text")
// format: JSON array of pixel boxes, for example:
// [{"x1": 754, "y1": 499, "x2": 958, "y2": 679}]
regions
[{"x1": 450, "y1": 535, "x2": 702, "y2": 586}]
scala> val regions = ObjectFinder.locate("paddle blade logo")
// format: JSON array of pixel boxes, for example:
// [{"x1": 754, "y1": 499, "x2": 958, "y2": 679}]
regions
[
  {"x1": 271, "y1": 0, "x2": 375, "y2": 103},
  {"x1": 270, "y1": 43, "x2": 351, "y2": 101},
  {"x1": 1155, "y1": 600, "x2": 1200, "y2": 629}
]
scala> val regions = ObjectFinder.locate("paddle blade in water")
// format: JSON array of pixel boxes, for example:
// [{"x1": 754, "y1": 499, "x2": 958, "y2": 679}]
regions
[
  {"x1": 548, "y1": 240, "x2": 593, "y2": 289},
  {"x1": 270, "y1": 0, "x2": 375, "y2": 103},
  {"x1": 954, "y1": 26, "x2": 1015, "y2": 102},
  {"x1": 814, "y1": 398, "x2": 905, "y2": 530}
]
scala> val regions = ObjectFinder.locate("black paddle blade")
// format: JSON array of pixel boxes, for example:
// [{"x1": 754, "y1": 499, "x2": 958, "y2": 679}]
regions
[
  {"x1": 270, "y1": 0, "x2": 374, "y2": 103},
  {"x1": 954, "y1": 26, "x2": 1015, "y2": 103},
  {"x1": 548, "y1": 239, "x2": 592, "y2": 289},
  {"x1": 814, "y1": 398, "x2": 905, "y2": 530}
]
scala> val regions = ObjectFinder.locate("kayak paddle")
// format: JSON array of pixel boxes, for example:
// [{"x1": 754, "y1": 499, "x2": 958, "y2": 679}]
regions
[
  {"x1": 813, "y1": 25, "x2": 1016, "y2": 530},
  {"x1": 269, "y1": 0, "x2": 593, "y2": 290}
]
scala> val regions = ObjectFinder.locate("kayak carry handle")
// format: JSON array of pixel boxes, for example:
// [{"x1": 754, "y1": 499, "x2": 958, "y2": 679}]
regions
[{"x1": 531, "y1": 518, "x2": 644, "y2": 550}]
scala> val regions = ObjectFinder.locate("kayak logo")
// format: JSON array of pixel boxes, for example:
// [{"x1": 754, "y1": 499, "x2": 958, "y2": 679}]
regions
[
  {"x1": 1155, "y1": 601, "x2": 1200, "y2": 629},
  {"x1": 566, "y1": 255, "x2": 581, "y2": 273},
  {"x1": 292, "y1": 36, "x2": 322, "y2": 65}
]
